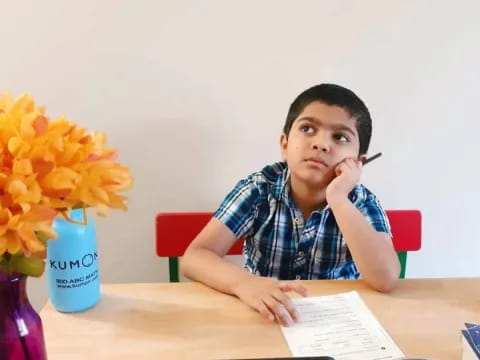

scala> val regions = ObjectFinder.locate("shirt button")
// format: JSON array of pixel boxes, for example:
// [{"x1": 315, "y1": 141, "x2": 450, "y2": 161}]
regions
[
  {"x1": 294, "y1": 218, "x2": 300, "y2": 224},
  {"x1": 295, "y1": 275, "x2": 301, "y2": 280}
]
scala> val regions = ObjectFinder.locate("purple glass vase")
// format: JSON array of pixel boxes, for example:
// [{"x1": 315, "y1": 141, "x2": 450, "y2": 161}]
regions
[{"x1": 0, "y1": 272, "x2": 47, "y2": 360}]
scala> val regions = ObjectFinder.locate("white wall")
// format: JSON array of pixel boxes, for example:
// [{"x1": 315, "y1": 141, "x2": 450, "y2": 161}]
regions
[{"x1": 2, "y1": 0, "x2": 479, "y2": 310}]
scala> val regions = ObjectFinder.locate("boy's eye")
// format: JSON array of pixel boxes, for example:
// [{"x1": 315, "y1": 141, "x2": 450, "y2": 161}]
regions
[
  {"x1": 300, "y1": 125, "x2": 314, "y2": 134},
  {"x1": 333, "y1": 133, "x2": 349, "y2": 142}
]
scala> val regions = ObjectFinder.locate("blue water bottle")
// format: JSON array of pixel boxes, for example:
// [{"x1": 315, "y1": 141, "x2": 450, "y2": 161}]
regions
[{"x1": 46, "y1": 209, "x2": 101, "y2": 312}]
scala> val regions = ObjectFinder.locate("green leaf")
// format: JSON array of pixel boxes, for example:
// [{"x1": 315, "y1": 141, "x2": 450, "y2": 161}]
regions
[
  {"x1": 0, "y1": 255, "x2": 9, "y2": 274},
  {"x1": 8, "y1": 254, "x2": 45, "y2": 277},
  {"x1": 36, "y1": 231, "x2": 51, "y2": 244}
]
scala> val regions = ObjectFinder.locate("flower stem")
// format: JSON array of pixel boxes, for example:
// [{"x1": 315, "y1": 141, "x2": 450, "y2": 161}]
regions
[{"x1": 59, "y1": 206, "x2": 88, "y2": 225}]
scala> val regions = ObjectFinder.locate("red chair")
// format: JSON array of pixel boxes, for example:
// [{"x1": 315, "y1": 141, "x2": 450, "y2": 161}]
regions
[{"x1": 156, "y1": 210, "x2": 421, "y2": 282}]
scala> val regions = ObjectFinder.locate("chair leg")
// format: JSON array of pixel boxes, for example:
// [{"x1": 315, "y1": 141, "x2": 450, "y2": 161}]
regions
[
  {"x1": 169, "y1": 257, "x2": 180, "y2": 282},
  {"x1": 397, "y1": 252, "x2": 408, "y2": 279}
]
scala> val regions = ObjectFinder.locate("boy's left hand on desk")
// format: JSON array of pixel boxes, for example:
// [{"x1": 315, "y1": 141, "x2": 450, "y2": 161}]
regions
[{"x1": 231, "y1": 276, "x2": 308, "y2": 327}]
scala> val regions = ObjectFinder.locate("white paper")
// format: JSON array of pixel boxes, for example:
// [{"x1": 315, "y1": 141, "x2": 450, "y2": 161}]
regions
[{"x1": 281, "y1": 291, "x2": 404, "y2": 360}]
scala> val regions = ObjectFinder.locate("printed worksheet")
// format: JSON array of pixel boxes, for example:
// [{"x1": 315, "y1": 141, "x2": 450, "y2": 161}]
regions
[{"x1": 281, "y1": 291, "x2": 404, "y2": 360}]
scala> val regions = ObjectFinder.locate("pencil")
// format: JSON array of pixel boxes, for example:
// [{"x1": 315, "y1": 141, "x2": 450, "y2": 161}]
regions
[{"x1": 362, "y1": 152, "x2": 382, "y2": 165}]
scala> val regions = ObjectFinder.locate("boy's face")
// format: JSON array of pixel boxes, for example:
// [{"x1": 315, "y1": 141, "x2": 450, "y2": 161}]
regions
[{"x1": 280, "y1": 101, "x2": 361, "y2": 187}]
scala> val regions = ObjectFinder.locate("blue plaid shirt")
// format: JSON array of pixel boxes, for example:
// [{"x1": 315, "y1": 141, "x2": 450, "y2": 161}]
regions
[{"x1": 214, "y1": 162, "x2": 391, "y2": 280}]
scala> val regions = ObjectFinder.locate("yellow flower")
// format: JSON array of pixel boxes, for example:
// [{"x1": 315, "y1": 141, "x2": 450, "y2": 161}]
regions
[
  {"x1": 0, "y1": 205, "x2": 57, "y2": 256},
  {"x1": 0, "y1": 92, "x2": 133, "y2": 275}
]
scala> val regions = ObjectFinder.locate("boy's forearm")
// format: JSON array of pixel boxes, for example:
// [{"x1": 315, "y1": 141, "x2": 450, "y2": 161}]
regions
[
  {"x1": 329, "y1": 196, "x2": 400, "y2": 292},
  {"x1": 181, "y1": 248, "x2": 253, "y2": 296}
]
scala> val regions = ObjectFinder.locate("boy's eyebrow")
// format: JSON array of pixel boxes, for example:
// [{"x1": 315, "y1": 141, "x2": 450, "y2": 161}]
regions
[{"x1": 297, "y1": 116, "x2": 357, "y2": 137}]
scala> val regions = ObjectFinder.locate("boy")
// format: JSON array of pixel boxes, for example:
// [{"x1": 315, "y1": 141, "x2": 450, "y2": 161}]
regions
[{"x1": 181, "y1": 84, "x2": 400, "y2": 326}]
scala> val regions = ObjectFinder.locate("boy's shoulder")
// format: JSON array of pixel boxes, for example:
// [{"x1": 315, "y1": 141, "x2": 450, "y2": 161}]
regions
[
  {"x1": 244, "y1": 162, "x2": 287, "y2": 182},
  {"x1": 259, "y1": 161, "x2": 288, "y2": 181},
  {"x1": 241, "y1": 162, "x2": 288, "y2": 197}
]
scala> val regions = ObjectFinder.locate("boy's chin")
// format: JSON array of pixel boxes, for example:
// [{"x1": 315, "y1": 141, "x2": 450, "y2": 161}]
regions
[
  {"x1": 294, "y1": 172, "x2": 331, "y2": 188},
  {"x1": 301, "y1": 167, "x2": 335, "y2": 185}
]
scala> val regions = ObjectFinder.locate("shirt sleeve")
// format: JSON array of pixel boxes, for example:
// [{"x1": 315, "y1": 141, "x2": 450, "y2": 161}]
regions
[
  {"x1": 213, "y1": 177, "x2": 260, "y2": 239},
  {"x1": 357, "y1": 193, "x2": 392, "y2": 237}
]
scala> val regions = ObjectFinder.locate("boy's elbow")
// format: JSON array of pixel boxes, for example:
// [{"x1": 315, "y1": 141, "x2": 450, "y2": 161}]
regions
[
  {"x1": 179, "y1": 250, "x2": 194, "y2": 279},
  {"x1": 179, "y1": 246, "x2": 207, "y2": 279},
  {"x1": 373, "y1": 276, "x2": 398, "y2": 293},
  {"x1": 369, "y1": 269, "x2": 399, "y2": 293},
  {"x1": 372, "y1": 255, "x2": 402, "y2": 293}
]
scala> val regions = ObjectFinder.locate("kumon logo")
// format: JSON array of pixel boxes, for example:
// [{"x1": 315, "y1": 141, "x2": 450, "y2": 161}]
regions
[{"x1": 49, "y1": 252, "x2": 98, "y2": 270}]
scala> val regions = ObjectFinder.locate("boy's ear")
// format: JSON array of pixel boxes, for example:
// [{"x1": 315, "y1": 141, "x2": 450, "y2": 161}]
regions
[{"x1": 280, "y1": 133, "x2": 288, "y2": 161}]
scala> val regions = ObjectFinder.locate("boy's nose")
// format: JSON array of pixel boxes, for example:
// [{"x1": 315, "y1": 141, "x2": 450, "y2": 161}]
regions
[
  {"x1": 312, "y1": 131, "x2": 330, "y2": 153},
  {"x1": 312, "y1": 136, "x2": 330, "y2": 153},
  {"x1": 312, "y1": 143, "x2": 329, "y2": 152}
]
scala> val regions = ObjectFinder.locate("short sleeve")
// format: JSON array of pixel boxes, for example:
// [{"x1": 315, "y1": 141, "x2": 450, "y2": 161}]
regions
[
  {"x1": 213, "y1": 178, "x2": 260, "y2": 239},
  {"x1": 358, "y1": 194, "x2": 392, "y2": 237}
]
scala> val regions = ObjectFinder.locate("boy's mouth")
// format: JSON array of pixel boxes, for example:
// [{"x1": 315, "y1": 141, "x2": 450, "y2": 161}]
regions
[{"x1": 305, "y1": 157, "x2": 328, "y2": 168}]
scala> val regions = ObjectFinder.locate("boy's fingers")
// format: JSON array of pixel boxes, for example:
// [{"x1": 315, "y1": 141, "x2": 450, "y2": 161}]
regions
[
  {"x1": 263, "y1": 296, "x2": 294, "y2": 327},
  {"x1": 279, "y1": 281, "x2": 308, "y2": 296},
  {"x1": 345, "y1": 158, "x2": 357, "y2": 169},
  {"x1": 343, "y1": 157, "x2": 360, "y2": 167},
  {"x1": 336, "y1": 159, "x2": 362, "y2": 176},
  {"x1": 335, "y1": 165, "x2": 343, "y2": 176},
  {"x1": 253, "y1": 299, "x2": 275, "y2": 322},
  {"x1": 272, "y1": 289, "x2": 299, "y2": 322}
]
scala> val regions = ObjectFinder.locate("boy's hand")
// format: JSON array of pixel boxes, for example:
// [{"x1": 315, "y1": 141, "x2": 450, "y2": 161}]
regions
[
  {"x1": 231, "y1": 276, "x2": 307, "y2": 326},
  {"x1": 326, "y1": 157, "x2": 364, "y2": 205}
]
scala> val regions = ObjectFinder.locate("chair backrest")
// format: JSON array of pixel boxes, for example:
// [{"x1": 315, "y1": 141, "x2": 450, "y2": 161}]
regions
[
  {"x1": 386, "y1": 210, "x2": 422, "y2": 251},
  {"x1": 156, "y1": 210, "x2": 421, "y2": 281},
  {"x1": 156, "y1": 212, "x2": 243, "y2": 257}
]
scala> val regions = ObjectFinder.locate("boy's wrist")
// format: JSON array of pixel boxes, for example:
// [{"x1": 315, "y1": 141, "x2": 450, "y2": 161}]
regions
[
  {"x1": 230, "y1": 272, "x2": 257, "y2": 296},
  {"x1": 327, "y1": 193, "x2": 351, "y2": 209}
]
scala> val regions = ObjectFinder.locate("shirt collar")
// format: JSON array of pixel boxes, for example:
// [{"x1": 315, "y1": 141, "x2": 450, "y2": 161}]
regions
[{"x1": 271, "y1": 162, "x2": 290, "y2": 202}]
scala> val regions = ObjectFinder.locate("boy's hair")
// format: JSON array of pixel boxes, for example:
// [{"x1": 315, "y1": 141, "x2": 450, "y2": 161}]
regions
[{"x1": 283, "y1": 83, "x2": 372, "y2": 155}]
